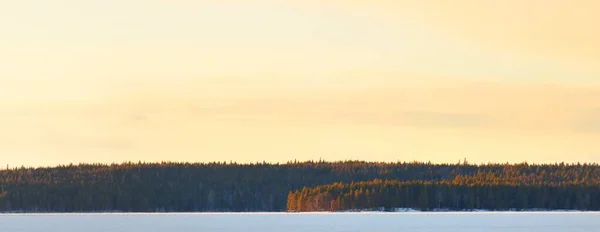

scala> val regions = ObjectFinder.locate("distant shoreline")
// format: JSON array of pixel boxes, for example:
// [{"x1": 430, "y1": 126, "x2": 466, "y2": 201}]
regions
[
  {"x1": 2, "y1": 162, "x2": 598, "y2": 213},
  {"x1": 2, "y1": 210, "x2": 600, "y2": 215}
]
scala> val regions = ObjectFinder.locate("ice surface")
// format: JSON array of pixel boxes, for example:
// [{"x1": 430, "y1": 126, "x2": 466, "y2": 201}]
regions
[{"x1": 1, "y1": 212, "x2": 599, "y2": 232}]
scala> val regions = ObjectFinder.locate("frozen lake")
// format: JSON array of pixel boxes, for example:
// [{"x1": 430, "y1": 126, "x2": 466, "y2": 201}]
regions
[{"x1": 1, "y1": 212, "x2": 598, "y2": 232}]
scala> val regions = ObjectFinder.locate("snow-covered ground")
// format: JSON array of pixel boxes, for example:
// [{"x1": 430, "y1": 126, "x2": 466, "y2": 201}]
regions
[
  {"x1": 340, "y1": 207, "x2": 585, "y2": 213},
  {"x1": 1, "y1": 212, "x2": 599, "y2": 232}
]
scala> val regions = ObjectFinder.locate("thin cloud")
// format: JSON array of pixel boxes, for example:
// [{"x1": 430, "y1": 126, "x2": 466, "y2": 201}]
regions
[
  {"x1": 573, "y1": 109, "x2": 600, "y2": 133},
  {"x1": 398, "y1": 111, "x2": 489, "y2": 129}
]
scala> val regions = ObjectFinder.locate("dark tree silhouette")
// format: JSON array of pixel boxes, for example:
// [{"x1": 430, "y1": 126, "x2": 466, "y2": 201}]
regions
[{"x1": 0, "y1": 161, "x2": 598, "y2": 212}]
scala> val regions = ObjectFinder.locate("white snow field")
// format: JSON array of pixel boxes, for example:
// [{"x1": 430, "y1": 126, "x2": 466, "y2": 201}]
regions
[{"x1": 1, "y1": 212, "x2": 599, "y2": 232}]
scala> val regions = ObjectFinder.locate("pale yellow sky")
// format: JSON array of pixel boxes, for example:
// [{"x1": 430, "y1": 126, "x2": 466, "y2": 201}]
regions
[{"x1": 1, "y1": 1, "x2": 599, "y2": 166}]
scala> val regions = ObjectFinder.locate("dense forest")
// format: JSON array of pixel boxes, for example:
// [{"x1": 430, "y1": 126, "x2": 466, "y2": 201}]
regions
[
  {"x1": 0, "y1": 161, "x2": 598, "y2": 212},
  {"x1": 287, "y1": 179, "x2": 600, "y2": 212}
]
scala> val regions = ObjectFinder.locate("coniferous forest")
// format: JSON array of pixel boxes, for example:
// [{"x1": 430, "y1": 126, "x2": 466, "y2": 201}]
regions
[
  {"x1": 0, "y1": 161, "x2": 598, "y2": 212},
  {"x1": 287, "y1": 180, "x2": 600, "y2": 212}
]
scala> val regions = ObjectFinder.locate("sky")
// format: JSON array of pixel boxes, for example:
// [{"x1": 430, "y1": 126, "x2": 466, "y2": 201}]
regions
[{"x1": 1, "y1": 0, "x2": 600, "y2": 167}]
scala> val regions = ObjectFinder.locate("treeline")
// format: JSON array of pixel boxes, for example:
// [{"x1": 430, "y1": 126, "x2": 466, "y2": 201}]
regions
[
  {"x1": 0, "y1": 161, "x2": 598, "y2": 212},
  {"x1": 287, "y1": 179, "x2": 600, "y2": 212}
]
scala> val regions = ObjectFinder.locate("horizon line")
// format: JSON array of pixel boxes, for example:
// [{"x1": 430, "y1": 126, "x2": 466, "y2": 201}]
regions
[{"x1": 2, "y1": 159, "x2": 599, "y2": 170}]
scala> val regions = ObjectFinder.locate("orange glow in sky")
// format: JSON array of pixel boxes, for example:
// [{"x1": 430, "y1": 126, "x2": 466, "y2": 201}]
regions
[{"x1": 1, "y1": 0, "x2": 600, "y2": 166}]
